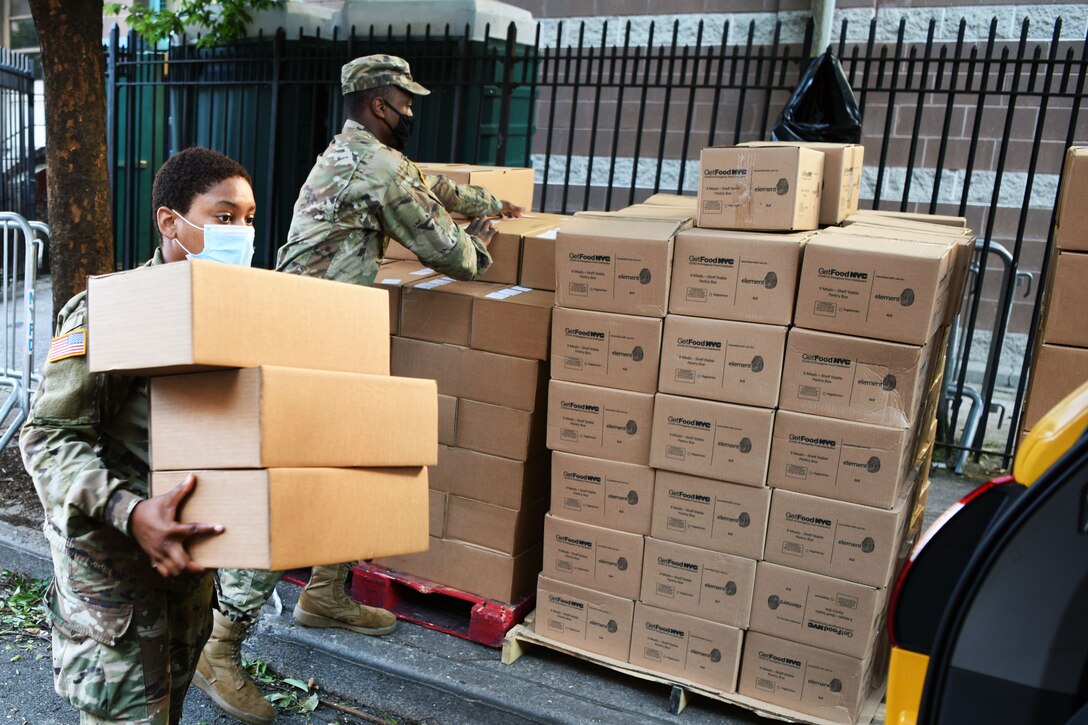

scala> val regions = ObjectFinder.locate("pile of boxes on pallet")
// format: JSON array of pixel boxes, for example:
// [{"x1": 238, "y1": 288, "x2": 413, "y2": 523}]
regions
[
  {"x1": 1021, "y1": 147, "x2": 1088, "y2": 438},
  {"x1": 536, "y1": 142, "x2": 971, "y2": 724},
  {"x1": 375, "y1": 163, "x2": 575, "y2": 603},
  {"x1": 86, "y1": 261, "x2": 435, "y2": 569}
]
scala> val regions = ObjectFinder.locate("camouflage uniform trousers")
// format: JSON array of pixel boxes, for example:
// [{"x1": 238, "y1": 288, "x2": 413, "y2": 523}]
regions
[
  {"x1": 46, "y1": 539, "x2": 215, "y2": 724},
  {"x1": 215, "y1": 568, "x2": 284, "y2": 622}
]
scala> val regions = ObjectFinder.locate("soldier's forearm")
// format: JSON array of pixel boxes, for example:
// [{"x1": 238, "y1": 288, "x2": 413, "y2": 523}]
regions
[{"x1": 427, "y1": 175, "x2": 501, "y2": 218}]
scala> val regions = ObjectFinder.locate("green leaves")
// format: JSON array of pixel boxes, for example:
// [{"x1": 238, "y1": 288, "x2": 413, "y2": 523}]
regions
[
  {"x1": 0, "y1": 570, "x2": 47, "y2": 633},
  {"x1": 244, "y1": 658, "x2": 322, "y2": 715},
  {"x1": 105, "y1": 0, "x2": 286, "y2": 48}
]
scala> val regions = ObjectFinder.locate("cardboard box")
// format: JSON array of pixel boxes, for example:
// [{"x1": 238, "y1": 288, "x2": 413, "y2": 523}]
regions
[
  {"x1": 779, "y1": 328, "x2": 932, "y2": 429},
  {"x1": 658, "y1": 316, "x2": 787, "y2": 408},
  {"x1": 768, "y1": 410, "x2": 917, "y2": 509},
  {"x1": 374, "y1": 261, "x2": 440, "y2": 334},
  {"x1": 1055, "y1": 147, "x2": 1088, "y2": 252},
  {"x1": 764, "y1": 488, "x2": 912, "y2": 587},
  {"x1": 697, "y1": 146, "x2": 823, "y2": 231},
  {"x1": 738, "y1": 631, "x2": 878, "y2": 724},
  {"x1": 471, "y1": 286, "x2": 554, "y2": 361},
  {"x1": 1022, "y1": 344, "x2": 1088, "y2": 430},
  {"x1": 519, "y1": 215, "x2": 573, "y2": 291},
  {"x1": 547, "y1": 380, "x2": 656, "y2": 465},
  {"x1": 438, "y1": 395, "x2": 457, "y2": 445},
  {"x1": 399, "y1": 276, "x2": 500, "y2": 346},
  {"x1": 87, "y1": 260, "x2": 390, "y2": 376},
  {"x1": 550, "y1": 308, "x2": 663, "y2": 394},
  {"x1": 750, "y1": 562, "x2": 885, "y2": 659},
  {"x1": 668, "y1": 228, "x2": 808, "y2": 325},
  {"x1": 151, "y1": 467, "x2": 428, "y2": 570},
  {"x1": 390, "y1": 337, "x2": 464, "y2": 397},
  {"x1": 1042, "y1": 251, "x2": 1088, "y2": 347},
  {"x1": 740, "y1": 142, "x2": 864, "y2": 225},
  {"x1": 435, "y1": 446, "x2": 549, "y2": 509},
  {"x1": 543, "y1": 513, "x2": 645, "y2": 599},
  {"x1": 444, "y1": 495, "x2": 548, "y2": 555},
  {"x1": 629, "y1": 603, "x2": 743, "y2": 694},
  {"x1": 377, "y1": 537, "x2": 542, "y2": 603},
  {"x1": 643, "y1": 193, "x2": 699, "y2": 210},
  {"x1": 649, "y1": 394, "x2": 774, "y2": 487},
  {"x1": 650, "y1": 470, "x2": 771, "y2": 560},
  {"x1": 551, "y1": 451, "x2": 656, "y2": 534},
  {"x1": 611, "y1": 204, "x2": 695, "y2": 225},
  {"x1": 479, "y1": 214, "x2": 571, "y2": 285},
  {"x1": 555, "y1": 215, "x2": 683, "y2": 317},
  {"x1": 640, "y1": 537, "x2": 756, "y2": 629},
  {"x1": 150, "y1": 366, "x2": 437, "y2": 470},
  {"x1": 416, "y1": 162, "x2": 536, "y2": 214},
  {"x1": 845, "y1": 209, "x2": 967, "y2": 229},
  {"x1": 429, "y1": 489, "x2": 446, "y2": 538},
  {"x1": 456, "y1": 399, "x2": 544, "y2": 461},
  {"x1": 794, "y1": 231, "x2": 955, "y2": 345},
  {"x1": 536, "y1": 576, "x2": 636, "y2": 662}
]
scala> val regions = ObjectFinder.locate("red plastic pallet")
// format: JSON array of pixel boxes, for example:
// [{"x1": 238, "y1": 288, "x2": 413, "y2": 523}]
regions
[{"x1": 347, "y1": 562, "x2": 535, "y2": 648}]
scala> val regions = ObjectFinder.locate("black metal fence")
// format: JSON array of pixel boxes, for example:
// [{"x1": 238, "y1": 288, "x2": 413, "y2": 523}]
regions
[
  {"x1": 105, "y1": 15, "x2": 1088, "y2": 470},
  {"x1": 0, "y1": 48, "x2": 36, "y2": 222}
]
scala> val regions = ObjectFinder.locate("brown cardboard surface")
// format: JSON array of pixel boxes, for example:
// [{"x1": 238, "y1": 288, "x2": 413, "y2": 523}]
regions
[
  {"x1": 739, "y1": 142, "x2": 863, "y2": 225},
  {"x1": 416, "y1": 163, "x2": 536, "y2": 213},
  {"x1": 668, "y1": 228, "x2": 808, "y2": 325},
  {"x1": 750, "y1": 561, "x2": 885, "y2": 659},
  {"x1": 461, "y1": 348, "x2": 546, "y2": 412},
  {"x1": 612, "y1": 204, "x2": 696, "y2": 225},
  {"x1": 151, "y1": 467, "x2": 428, "y2": 570},
  {"x1": 429, "y1": 489, "x2": 447, "y2": 538},
  {"x1": 1055, "y1": 147, "x2": 1088, "y2": 251},
  {"x1": 471, "y1": 287, "x2": 554, "y2": 360},
  {"x1": 377, "y1": 537, "x2": 542, "y2": 603},
  {"x1": 845, "y1": 210, "x2": 967, "y2": 228},
  {"x1": 650, "y1": 470, "x2": 771, "y2": 560},
  {"x1": 555, "y1": 215, "x2": 682, "y2": 317},
  {"x1": 519, "y1": 214, "x2": 573, "y2": 291},
  {"x1": 542, "y1": 513, "x2": 645, "y2": 599},
  {"x1": 779, "y1": 328, "x2": 932, "y2": 429},
  {"x1": 547, "y1": 380, "x2": 656, "y2": 465},
  {"x1": 764, "y1": 488, "x2": 911, "y2": 587},
  {"x1": 738, "y1": 631, "x2": 876, "y2": 724},
  {"x1": 150, "y1": 367, "x2": 437, "y2": 470},
  {"x1": 535, "y1": 575, "x2": 636, "y2": 662},
  {"x1": 400, "y1": 277, "x2": 501, "y2": 346},
  {"x1": 1042, "y1": 251, "x2": 1088, "y2": 347},
  {"x1": 658, "y1": 316, "x2": 787, "y2": 408},
  {"x1": 434, "y1": 446, "x2": 549, "y2": 509},
  {"x1": 476, "y1": 217, "x2": 544, "y2": 286},
  {"x1": 87, "y1": 260, "x2": 390, "y2": 376},
  {"x1": 649, "y1": 394, "x2": 774, "y2": 487},
  {"x1": 550, "y1": 308, "x2": 663, "y2": 394},
  {"x1": 1022, "y1": 344, "x2": 1088, "y2": 430},
  {"x1": 456, "y1": 399, "x2": 544, "y2": 461},
  {"x1": 794, "y1": 231, "x2": 955, "y2": 345},
  {"x1": 640, "y1": 537, "x2": 757, "y2": 629},
  {"x1": 444, "y1": 495, "x2": 548, "y2": 556},
  {"x1": 438, "y1": 395, "x2": 457, "y2": 445},
  {"x1": 642, "y1": 193, "x2": 699, "y2": 210},
  {"x1": 551, "y1": 451, "x2": 656, "y2": 534},
  {"x1": 390, "y1": 337, "x2": 464, "y2": 397},
  {"x1": 629, "y1": 603, "x2": 744, "y2": 694},
  {"x1": 374, "y1": 261, "x2": 440, "y2": 334},
  {"x1": 768, "y1": 410, "x2": 916, "y2": 509},
  {"x1": 697, "y1": 146, "x2": 823, "y2": 231}
]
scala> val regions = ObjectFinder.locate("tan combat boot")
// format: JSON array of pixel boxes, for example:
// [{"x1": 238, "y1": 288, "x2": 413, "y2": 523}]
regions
[
  {"x1": 292, "y1": 563, "x2": 397, "y2": 635},
  {"x1": 192, "y1": 609, "x2": 276, "y2": 725}
]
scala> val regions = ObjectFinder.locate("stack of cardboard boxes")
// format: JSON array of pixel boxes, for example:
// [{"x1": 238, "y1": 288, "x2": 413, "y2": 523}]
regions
[
  {"x1": 1022, "y1": 147, "x2": 1088, "y2": 437},
  {"x1": 86, "y1": 261, "x2": 435, "y2": 569},
  {"x1": 375, "y1": 165, "x2": 576, "y2": 603},
  {"x1": 534, "y1": 143, "x2": 970, "y2": 724}
]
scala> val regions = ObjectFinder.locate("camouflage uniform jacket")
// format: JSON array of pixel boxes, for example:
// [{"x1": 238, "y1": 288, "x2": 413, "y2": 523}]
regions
[
  {"x1": 20, "y1": 248, "x2": 203, "y2": 623},
  {"x1": 276, "y1": 120, "x2": 499, "y2": 285}
]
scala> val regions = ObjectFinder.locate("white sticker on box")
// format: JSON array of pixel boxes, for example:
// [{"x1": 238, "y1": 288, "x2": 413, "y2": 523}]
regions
[
  {"x1": 378, "y1": 278, "x2": 401, "y2": 285},
  {"x1": 535, "y1": 227, "x2": 561, "y2": 240},
  {"x1": 418, "y1": 277, "x2": 454, "y2": 289},
  {"x1": 412, "y1": 267, "x2": 435, "y2": 276}
]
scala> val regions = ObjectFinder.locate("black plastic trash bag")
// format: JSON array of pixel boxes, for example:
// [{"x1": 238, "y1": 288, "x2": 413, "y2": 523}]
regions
[{"x1": 772, "y1": 48, "x2": 861, "y2": 143}]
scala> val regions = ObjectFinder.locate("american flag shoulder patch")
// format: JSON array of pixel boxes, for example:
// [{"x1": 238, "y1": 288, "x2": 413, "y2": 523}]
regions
[{"x1": 48, "y1": 328, "x2": 87, "y2": 363}]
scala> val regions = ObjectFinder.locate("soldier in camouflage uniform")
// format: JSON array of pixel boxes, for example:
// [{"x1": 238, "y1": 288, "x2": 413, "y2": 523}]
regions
[
  {"x1": 19, "y1": 147, "x2": 257, "y2": 724},
  {"x1": 204, "y1": 55, "x2": 525, "y2": 724}
]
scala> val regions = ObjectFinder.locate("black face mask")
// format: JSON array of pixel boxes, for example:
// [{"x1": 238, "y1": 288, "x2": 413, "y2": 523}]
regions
[{"x1": 383, "y1": 104, "x2": 414, "y2": 151}]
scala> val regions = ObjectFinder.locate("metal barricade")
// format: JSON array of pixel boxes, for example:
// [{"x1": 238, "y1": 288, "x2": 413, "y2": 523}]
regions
[{"x1": 0, "y1": 212, "x2": 46, "y2": 448}]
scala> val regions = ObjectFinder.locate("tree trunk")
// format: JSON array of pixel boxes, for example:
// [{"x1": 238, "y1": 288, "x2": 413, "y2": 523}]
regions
[{"x1": 28, "y1": 0, "x2": 112, "y2": 319}]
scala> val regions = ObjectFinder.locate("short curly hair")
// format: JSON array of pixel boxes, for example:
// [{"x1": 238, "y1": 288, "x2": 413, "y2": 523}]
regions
[{"x1": 151, "y1": 147, "x2": 253, "y2": 218}]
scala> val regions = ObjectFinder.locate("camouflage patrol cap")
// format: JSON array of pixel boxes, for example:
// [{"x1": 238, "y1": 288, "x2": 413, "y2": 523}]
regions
[{"x1": 341, "y1": 54, "x2": 431, "y2": 96}]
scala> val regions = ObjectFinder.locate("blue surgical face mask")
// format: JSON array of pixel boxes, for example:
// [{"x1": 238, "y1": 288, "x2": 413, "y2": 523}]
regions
[{"x1": 171, "y1": 209, "x2": 256, "y2": 267}]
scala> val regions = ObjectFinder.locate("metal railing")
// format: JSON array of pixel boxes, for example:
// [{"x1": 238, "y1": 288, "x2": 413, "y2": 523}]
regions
[
  {"x1": 0, "y1": 48, "x2": 35, "y2": 222},
  {"x1": 0, "y1": 213, "x2": 46, "y2": 448},
  {"x1": 105, "y1": 16, "x2": 1088, "y2": 469}
]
